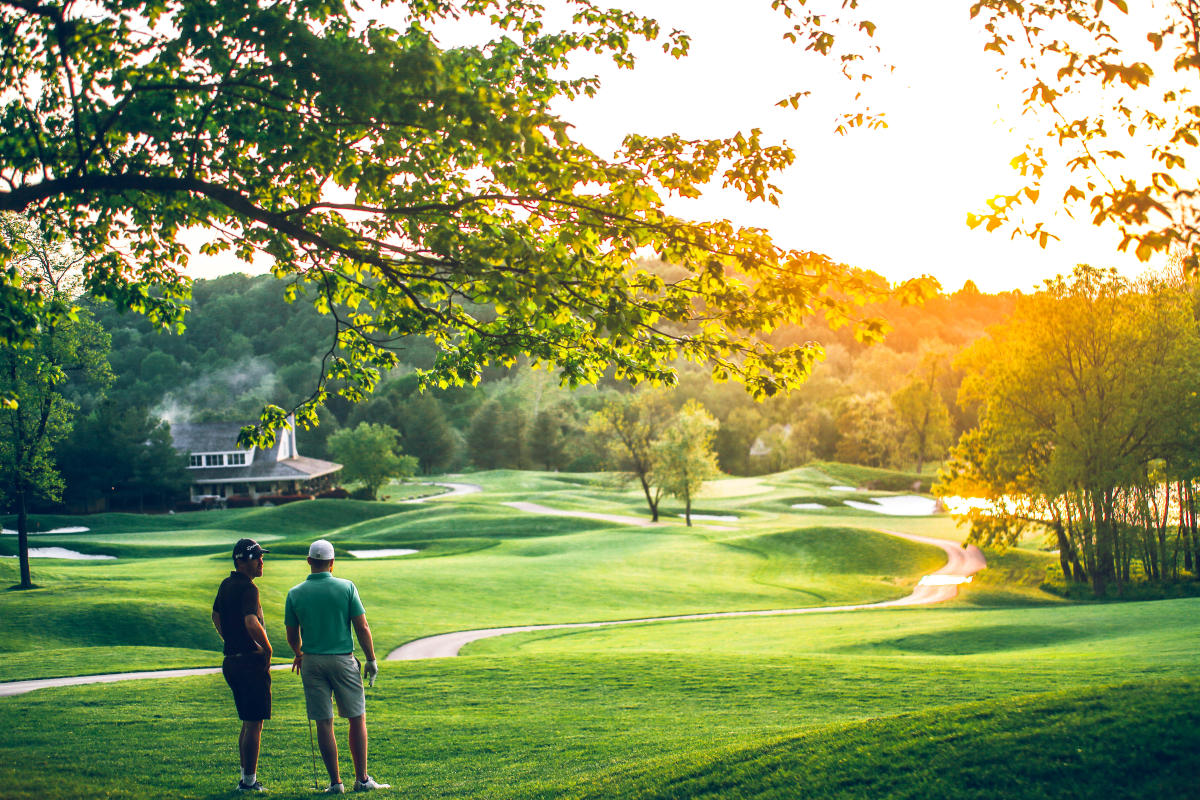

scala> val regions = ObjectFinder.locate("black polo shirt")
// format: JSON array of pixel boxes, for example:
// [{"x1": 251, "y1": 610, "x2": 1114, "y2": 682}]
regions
[{"x1": 213, "y1": 571, "x2": 263, "y2": 656}]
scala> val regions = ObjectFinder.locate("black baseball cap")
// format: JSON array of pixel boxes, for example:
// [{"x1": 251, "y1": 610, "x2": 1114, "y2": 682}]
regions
[{"x1": 232, "y1": 538, "x2": 270, "y2": 560}]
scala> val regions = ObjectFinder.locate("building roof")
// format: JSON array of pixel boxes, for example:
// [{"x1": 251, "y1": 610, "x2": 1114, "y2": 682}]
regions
[
  {"x1": 171, "y1": 422, "x2": 342, "y2": 485},
  {"x1": 170, "y1": 422, "x2": 245, "y2": 453}
]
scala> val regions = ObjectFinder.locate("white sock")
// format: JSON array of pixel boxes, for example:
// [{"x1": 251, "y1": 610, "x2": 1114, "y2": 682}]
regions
[{"x1": 242, "y1": 771, "x2": 256, "y2": 785}]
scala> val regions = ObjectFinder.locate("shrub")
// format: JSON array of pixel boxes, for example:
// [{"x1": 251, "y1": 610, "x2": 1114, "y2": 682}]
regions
[{"x1": 256, "y1": 494, "x2": 313, "y2": 506}]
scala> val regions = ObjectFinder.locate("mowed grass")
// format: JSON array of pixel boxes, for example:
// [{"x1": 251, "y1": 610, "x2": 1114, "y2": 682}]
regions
[
  {"x1": 1, "y1": 466, "x2": 1195, "y2": 798},
  {"x1": 0, "y1": 602, "x2": 1195, "y2": 799},
  {"x1": 0, "y1": 472, "x2": 951, "y2": 680}
]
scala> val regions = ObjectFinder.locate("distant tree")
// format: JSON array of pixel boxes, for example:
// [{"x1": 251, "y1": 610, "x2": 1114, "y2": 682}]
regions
[
  {"x1": 589, "y1": 390, "x2": 673, "y2": 521},
  {"x1": 652, "y1": 401, "x2": 720, "y2": 527},
  {"x1": 756, "y1": 423, "x2": 810, "y2": 475},
  {"x1": 801, "y1": 405, "x2": 840, "y2": 461},
  {"x1": 297, "y1": 406, "x2": 340, "y2": 462},
  {"x1": 467, "y1": 400, "x2": 504, "y2": 471},
  {"x1": 0, "y1": 215, "x2": 112, "y2": 588},
  {"x1": 529, "y1": 408, "x2": 567, "y2": 471},
  {"x1": 714, "y1": 405, "x2": 762, "y2": 476},
  {"x1": 326, "y1": 422, "x2": 415, "y2": 500},
  {"x1": 834, "y1": 393, "x2": 901, "y2": 469},
  {"x1": 57, "y1": 404, "x2": 189, "y2": 512},
  {"x1": 497, "y1": 402, "x2": 529, "y2": 470},
  {"x1": 892, "y1": 351, "x2": 955, "y2": 474},
  {"x1": 400, "y1": 395, "x2": 456, "y2": 474}
]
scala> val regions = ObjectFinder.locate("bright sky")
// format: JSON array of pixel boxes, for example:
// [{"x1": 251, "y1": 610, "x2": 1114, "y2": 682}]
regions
[
  {"x1": 186, "y1": 0, "x2": 1156, "y2": 293},
  {"x1": 546, "y1": 0, "x2": 1154, "y2": 293}
]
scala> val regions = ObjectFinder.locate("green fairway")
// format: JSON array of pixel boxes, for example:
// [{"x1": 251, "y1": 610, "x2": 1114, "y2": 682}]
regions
[{"x1": 0, "y1": 466, "x2": 1195, "y2": 799}]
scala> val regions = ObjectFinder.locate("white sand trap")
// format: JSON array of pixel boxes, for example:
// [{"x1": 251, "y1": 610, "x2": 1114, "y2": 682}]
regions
[
  {"x1": 2, "y1": 547, "x2": 114, "y2": 560},
  {"x1": 503, "y1": 501, "x2": 654, "y2": 526},
  {"x1": 829, "y1": 485, "x2": 857, "y2": 492},
  {"x1": 348, "y1": 548, "x2": 419, "y2": 558},
  {"x1": 844, "y1": 495, "x2": 939, "y2": 516},
  {"x1": 2, "y1": 526, "x2": 90, "y2": 535},
  {"x1": 791, "y1": 503, "x2": 827, "y2": 510},
  {"x1": 682, "y1": 514, "x2": 738, "y2": 522},
  {"x1": 920, "y1": 574, "x2": 973, "y2": 586}
]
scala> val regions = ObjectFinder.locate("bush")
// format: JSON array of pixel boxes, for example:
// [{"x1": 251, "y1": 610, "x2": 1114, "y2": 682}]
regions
[
  {"x1": 1040, "y1": 566, "x2": 1200, "y2": 601},
  {"x1": 225, "y1": 496, "x2": 255, "y2": 509},
  {"x1": 256, "y1": 493, "x2": 314, "y2": 506},
  {"x1": 316, "y1": 488, "x2": 350, "y2": 499}
]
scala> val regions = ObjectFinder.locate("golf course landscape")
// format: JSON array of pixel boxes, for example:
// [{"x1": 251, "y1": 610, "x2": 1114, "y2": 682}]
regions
[{"x1": 1, "y1": 465, "x2": 1198, "y2": 799}]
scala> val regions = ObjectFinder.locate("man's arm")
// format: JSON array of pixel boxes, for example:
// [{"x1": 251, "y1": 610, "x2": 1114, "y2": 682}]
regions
[
  {"x1": 352, "y1": 613, "x2": 379, "y2": 686},
  {"x1": 351, "y1": 613, "x2": 375, "y2": 661},
  {"x1": 286, "y1": 625, "x2": 303, "y2": 674},
  {"x1": 211, "y1": 610, "x2": 223, "y2": 639},
  {"x1": 244, "y1": 613, "x2": 272, "y2": 660}
]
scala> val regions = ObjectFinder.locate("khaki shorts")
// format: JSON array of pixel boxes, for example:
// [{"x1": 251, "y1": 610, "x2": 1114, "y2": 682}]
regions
[{"x1": 300, "y1": 653, "x2": 365, "y2": 720}]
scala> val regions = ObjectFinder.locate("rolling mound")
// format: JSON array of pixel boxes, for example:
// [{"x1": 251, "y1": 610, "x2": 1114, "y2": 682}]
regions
[{"x1": 569, "y1": 680, "x2": 1200, "y2": 800}]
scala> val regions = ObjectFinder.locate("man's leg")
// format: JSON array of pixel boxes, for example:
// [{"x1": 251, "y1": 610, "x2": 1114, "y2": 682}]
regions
[
  {"x1": 315, "y1": 718, "x2": 341, "y2": 785},
  {"x1": 239, "y1": 720, "x2": 263, "y2": 774},
  {"x1": 347, "y1": 714, "x2": 367, "y2": 783}
]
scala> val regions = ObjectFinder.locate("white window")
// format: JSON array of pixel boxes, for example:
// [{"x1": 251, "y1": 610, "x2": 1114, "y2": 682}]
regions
[
  {"x1": 205, "y1": 454, "x2": 224, "y2": 467},
  {"x1": 189, "y1": 455, "x2": 202, "y2": 468},
  {"x1": 227, "y1": 452, "x2": 246, "y2": 466}
]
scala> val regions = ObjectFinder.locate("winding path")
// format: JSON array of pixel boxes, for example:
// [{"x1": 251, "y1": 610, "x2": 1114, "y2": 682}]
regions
[
  {"x1": 387, "y1": 529, "x2": 986, "y2": 660},
  {"x1": 0, "y1": 493, "x2": 984, "y2": 697},
  {"x1": 402, "y1": 482, "x2": 483, "y2": 502}
]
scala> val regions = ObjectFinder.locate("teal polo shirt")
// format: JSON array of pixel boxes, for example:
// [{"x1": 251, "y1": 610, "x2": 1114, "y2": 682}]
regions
[{"x1": 284, "y1": 572, "x2": 366, "y2": 654}]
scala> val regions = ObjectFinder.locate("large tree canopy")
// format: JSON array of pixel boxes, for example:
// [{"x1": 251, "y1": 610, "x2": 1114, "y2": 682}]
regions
[{"x1": 0, "y1": 0, "x2": 933, "y2": 444}]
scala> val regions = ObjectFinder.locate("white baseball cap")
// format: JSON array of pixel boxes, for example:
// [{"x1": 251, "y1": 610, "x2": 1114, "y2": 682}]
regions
[{"x1": 308, "y1": 539, "x2": 335, "y2": 560}]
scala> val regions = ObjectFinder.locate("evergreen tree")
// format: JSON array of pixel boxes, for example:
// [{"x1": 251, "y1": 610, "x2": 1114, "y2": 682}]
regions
[{"x1": 401, "y1": 395, "x2": 456, "y2": 474}]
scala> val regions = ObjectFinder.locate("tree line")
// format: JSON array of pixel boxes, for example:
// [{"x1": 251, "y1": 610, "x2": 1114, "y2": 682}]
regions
[
  {"x1": 2, "y1": 265, "x2": 1017, "y2": 520},
  {"x1": 938, "y1": 265, "x2": 1200, "y2": 597},
  {"x1": 78, "y1": 272, "x2": 1019, "y2": 481}
]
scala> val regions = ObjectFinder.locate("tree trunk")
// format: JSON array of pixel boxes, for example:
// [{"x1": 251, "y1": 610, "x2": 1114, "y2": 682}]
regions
[
  {"x1": 684, "y1": 488, "x2": 692, "y2": 527},
  {"x1": 16, "y1": 488, "x2": 31, "y2": 589},
  {"x1": 637, "y1": 473, "x2": 659, "y2": 522},
  {"x1": 1054, "y1": 520, "x2": 1072, "y2": 579},
  {"x1": 1090, "y1": 490, "x2": 1112, "y2": 596}
]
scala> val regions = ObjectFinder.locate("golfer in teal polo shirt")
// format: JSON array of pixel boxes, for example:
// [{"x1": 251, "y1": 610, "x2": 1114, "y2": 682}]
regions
[{"x1": 285, "y1": 539, "x2": 389, "y2": 793}]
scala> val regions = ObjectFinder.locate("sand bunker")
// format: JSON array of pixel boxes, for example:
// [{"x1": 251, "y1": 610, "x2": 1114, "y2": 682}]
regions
[
  {"x1": 682, "y1": 513, "x2": 738, "y2": 522},
  {"x1": 2, "y1": 526, "x2": 91, "y2": 535},
  {"x1": 347, "y1": 548, "x2": 419, "y2": 558},
  {"x1": 844, "y1": 495, "x2": 939, "y2": 516},
  {"x1": 919, "y1": 574, "x2": 972, "y2": 586},
  {"x1": 791, "y1": 502, "x2": 827, "y2": 510},
  {"x1": 829, "y1": 485, "x2": 857, "y2": 492},
  {"x1": 2, "y1": 547, "x2": 114, "y2": 560}
]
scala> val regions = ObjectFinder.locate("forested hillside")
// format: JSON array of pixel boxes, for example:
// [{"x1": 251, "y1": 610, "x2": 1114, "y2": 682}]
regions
[{"x1": 71, "y1": 273, "x2": 1016, "y2": 496}]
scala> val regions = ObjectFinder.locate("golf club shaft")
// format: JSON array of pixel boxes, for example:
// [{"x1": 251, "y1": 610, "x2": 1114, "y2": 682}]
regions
[{"x1": 308, "y1": 717, "x2": 319, "y2": 790}]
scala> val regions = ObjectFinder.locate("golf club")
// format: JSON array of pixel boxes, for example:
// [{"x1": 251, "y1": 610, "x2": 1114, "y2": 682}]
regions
[{"x1": 307, "y1": 717, "x2": 319, "y2": 791}]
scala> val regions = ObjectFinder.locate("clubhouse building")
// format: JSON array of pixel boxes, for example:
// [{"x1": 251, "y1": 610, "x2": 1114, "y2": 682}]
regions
[{"x1": 170, "y1": 419, "x2": 342, "y2": 505}]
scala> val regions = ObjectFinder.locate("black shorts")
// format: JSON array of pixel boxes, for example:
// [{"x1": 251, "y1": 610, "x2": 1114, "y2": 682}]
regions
[{"x1": 223, "y1": 653, "x2": 272, "y2": 721}]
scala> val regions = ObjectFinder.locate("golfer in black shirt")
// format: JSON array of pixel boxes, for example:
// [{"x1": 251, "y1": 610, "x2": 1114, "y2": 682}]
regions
[{"x1": 212, "y1": 538, "x2": 273, "y2": 793}]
